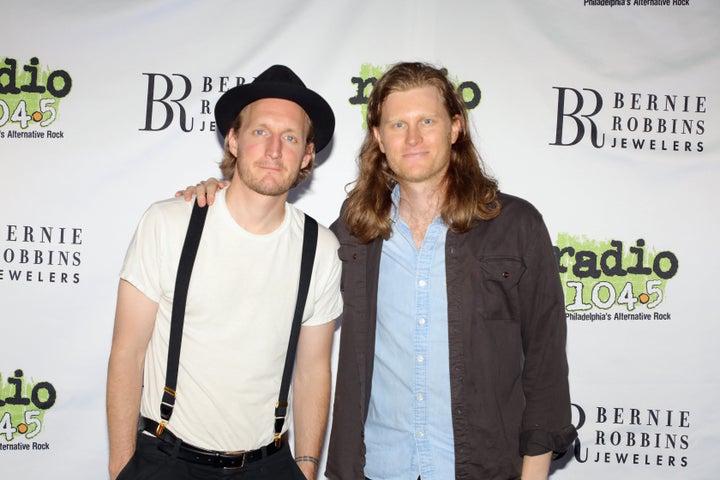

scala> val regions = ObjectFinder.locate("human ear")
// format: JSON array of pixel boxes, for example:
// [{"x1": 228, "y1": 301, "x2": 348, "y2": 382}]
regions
[{"x1": 373, "y1": 127, "x2": 386, "y2": 153}]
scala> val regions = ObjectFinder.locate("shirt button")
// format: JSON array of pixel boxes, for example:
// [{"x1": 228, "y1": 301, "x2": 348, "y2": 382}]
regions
[
  {"x1": 418, "y1": 279, "x2": 427, "y2": 287},
  {"x1": 417, "y1": 355, "x2": 424, "y2": 363},
  {"x1": 417, "y1": 430, "x2": 424, "y2": 438},
  {"x1": 417, "y1": 394, "x2": 424, "y2": 401},
  {"x1": 418, "y1": 318, "x2": 426, "y2": 325}
]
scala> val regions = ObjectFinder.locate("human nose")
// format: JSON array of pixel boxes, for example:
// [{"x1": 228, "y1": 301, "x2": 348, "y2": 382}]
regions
[
  {"x1": 406, "y1": 124, "x2": 421, "y2": 146},
  {"x1": 266, "y1": 135, "x2": 282, "y2": 159}
]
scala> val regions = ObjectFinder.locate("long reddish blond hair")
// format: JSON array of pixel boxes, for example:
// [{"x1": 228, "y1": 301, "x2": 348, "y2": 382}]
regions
[{"x1": 343, "y1": 62, "x2": 500, "y2": 243}]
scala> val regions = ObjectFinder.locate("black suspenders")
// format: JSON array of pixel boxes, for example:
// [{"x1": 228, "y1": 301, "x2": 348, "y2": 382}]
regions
[
  {"x1": 158, "y1": 201, "x2": 208, "y2": 432},
  {"x1": 274, "y1": 210, "x2": 318, "y2": 445},
  {"x1": 155, "y1": 200, "x2": 319, "y2": 446}
]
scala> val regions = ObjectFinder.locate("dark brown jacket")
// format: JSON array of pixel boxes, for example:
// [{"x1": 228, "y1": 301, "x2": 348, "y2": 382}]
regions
[{"x1": 326, "y1": 193, "x2": 577, "y2": 480}]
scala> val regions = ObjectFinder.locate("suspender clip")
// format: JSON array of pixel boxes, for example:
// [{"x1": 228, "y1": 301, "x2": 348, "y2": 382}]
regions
[{"x1": 156, "y1": 420, "x2": 167, "y2": 436}]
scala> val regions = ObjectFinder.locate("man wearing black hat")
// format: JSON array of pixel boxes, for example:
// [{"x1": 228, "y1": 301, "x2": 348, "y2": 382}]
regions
[
  {"x1": 106, "y1": 65, "x2": 342, "y2": 480},
  {"x1": 179, "y1": 62, "x2": 577, "y2": 480}
]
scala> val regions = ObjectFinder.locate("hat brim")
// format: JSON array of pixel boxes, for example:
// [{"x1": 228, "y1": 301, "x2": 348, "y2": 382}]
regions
[{"x1": 214, "y1": 82, "x2": 335, "y2": 153}]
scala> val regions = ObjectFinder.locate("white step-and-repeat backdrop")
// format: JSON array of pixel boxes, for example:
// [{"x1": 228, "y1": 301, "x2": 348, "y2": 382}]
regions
[{"x1": 2, "y1": 1, "x2": 718, "y2": 478}]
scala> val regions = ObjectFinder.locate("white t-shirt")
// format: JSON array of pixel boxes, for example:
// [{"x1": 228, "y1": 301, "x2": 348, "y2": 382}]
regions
[{"x1": 120, "y1": 188, "x2": 343, "y2": 451}]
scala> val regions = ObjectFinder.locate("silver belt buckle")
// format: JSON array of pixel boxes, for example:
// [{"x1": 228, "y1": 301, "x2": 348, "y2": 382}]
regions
[{"x1": 220, "y1": 450, "x2": 247, "y2": 470}]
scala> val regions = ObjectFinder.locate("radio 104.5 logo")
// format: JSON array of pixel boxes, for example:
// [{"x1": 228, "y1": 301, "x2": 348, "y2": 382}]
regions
[
  {"x1": 555, "y1": 235, "x2": 678, "y2": 320},
  {"x1": 0, "y1": 370, "x2": 56, "y2": 449},
  {"x1": 0, "y1": 56, "x2": 71, "y2": 132}
]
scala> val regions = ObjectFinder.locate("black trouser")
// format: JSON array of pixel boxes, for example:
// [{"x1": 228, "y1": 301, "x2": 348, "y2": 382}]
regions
[{"x1": 117, "y1": 432, "x2": 305, "y2": 480}]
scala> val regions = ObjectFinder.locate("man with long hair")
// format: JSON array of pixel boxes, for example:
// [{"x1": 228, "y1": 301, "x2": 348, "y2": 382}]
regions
[
  {"x1": 181, "y1": 62, "x2": 576, "y2": 480},
  {"x1": 326, "y1": 62, "x2": 576, "y2": 480}
]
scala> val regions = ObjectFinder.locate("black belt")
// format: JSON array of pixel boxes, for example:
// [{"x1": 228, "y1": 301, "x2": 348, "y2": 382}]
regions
[{"x1": 142, "y1": 417, "x2": 286, "y2": 469}]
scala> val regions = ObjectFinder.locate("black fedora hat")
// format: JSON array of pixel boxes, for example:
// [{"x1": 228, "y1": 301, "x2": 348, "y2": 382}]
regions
[{"x1": 214, "y1": 65, "x2": 335, "y2": 153}]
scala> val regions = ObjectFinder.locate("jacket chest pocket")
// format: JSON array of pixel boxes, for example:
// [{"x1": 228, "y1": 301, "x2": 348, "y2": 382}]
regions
[
  {"x1": 472, "y1": 256, "x2": 525, "y2": 322},
  {"x1": 337, "y1": 243, "x2": 370, "y2": 332},
  {"x1": 337, "y1": 244, "x2": 365, "y2": 293}
]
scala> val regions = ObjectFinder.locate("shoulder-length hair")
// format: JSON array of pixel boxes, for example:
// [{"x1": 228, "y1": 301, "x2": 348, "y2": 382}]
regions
[{"x1": 343, "y1": 61, "x2": 500, "y2": 243}]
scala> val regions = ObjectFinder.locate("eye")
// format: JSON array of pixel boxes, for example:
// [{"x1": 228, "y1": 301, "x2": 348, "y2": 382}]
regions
[
  {"x1": 253, "y1": 129, "x2": 266, "y2": 136},
  {"x1": 392, "y1": 121, "x2": 405, "y2": 128},
  {"x1": 422, "y1": 118, "x2": 433, "y2": 125},
  {"x1": 284, "y1": 134, "x2": 297, "y2": 143}
]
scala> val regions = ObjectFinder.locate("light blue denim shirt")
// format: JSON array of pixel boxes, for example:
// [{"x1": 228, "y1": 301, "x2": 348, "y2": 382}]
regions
[{"x1": 364, "y1": 187, "x2": 455, "y2": 480}]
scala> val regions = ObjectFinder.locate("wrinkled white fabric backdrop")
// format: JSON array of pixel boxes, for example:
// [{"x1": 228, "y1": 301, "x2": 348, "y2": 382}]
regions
[{"x1": 2, "y1": 1, "x2": 718, "y2": 478}]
